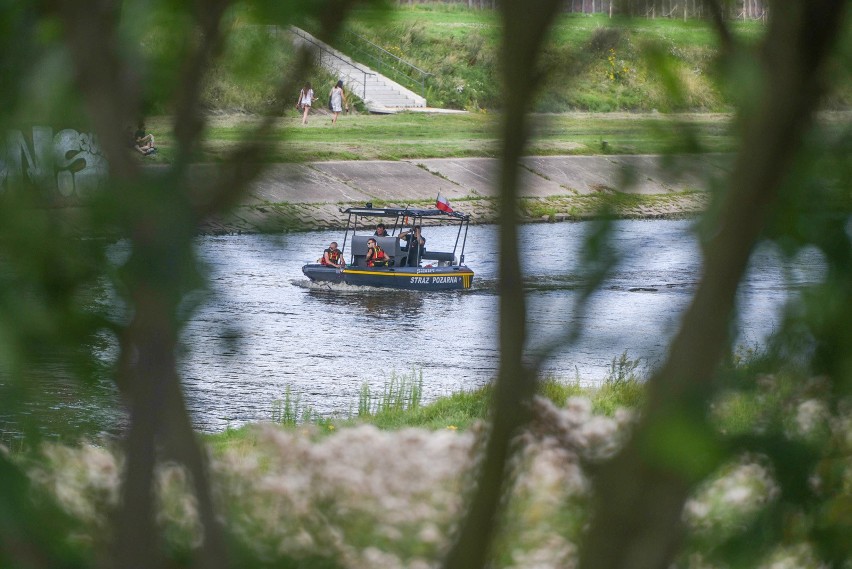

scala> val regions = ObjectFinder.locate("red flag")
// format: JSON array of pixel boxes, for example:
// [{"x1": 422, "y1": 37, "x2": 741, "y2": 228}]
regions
[{"x1": 436, "y1": 193, "x2": 453, "y2": 213}]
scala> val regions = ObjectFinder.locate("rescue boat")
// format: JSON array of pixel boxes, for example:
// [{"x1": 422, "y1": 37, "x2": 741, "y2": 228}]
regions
[{"x1": 302, "y1": 205, "x2": 474, "y2": 291}]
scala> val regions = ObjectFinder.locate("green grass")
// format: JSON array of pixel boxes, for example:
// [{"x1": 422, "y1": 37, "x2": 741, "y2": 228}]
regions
[
  {"x1": 154, "y1": 5, "x2": 849, "y2": 117},
  {"x1": 337, "y1": 8, "x2": 772, "y2": 112},
  {"x1": 136, "y1": 4, "x2": 848, "y2": 162},
  {"x1": 205, "y1": 373, "x2": 648, "y2": 453},
  {"x1": 144, "y1": 110, "x2": 756, "y2": 163},
  {"x1": 209, "y1": 351, "x2": 797, "y2": 454},
  {"x1": 361, "y1": 387, "x2": 491, "y2": 432}
]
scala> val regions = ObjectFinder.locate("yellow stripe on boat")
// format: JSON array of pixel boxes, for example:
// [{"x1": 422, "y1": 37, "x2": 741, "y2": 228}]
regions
[{"x1": 342, "y1": 270, "x2": 470, "y2": 278}]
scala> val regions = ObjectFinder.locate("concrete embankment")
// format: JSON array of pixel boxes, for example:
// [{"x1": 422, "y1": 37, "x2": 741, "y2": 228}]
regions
[{"x1": 197, "y1": 154, "x2": 727, "y2": 233}]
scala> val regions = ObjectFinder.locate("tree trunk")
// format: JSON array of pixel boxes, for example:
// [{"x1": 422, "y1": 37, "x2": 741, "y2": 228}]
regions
[
  {"x1": 441, "y1": 0, "x2": 564, "y2": 567},
  {"x1": 576, "y1": 1, "x2": 850, "y2": 568}
]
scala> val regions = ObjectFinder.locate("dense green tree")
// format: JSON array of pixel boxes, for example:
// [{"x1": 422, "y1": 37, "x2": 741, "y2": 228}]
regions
[{"x1": 1, "y1": 0, "x2": 850, "y2": 568}]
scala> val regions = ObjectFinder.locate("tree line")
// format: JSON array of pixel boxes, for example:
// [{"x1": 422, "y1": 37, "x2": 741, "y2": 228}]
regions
[{"x1": 397, "y1": 0, "x2": 769, "y2": 19}]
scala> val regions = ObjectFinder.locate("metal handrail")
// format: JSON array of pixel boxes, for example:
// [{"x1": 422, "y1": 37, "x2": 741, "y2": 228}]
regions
[
  {"x1": 289, "y1": 27, "x2": 376, "y2": 101},
  {"x1": 339, "y1": 31, "x2": 433, "y2": 97}
]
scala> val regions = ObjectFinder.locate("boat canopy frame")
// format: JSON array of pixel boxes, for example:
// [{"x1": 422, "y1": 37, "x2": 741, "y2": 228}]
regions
[{"x1": 339, "y1": 206, "x2": 471, "y2": 266}]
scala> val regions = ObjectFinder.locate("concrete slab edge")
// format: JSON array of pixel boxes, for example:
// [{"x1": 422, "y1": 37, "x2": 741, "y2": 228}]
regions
[{"x1": 200, "y1": 192, "x2": 709, "y2": 235}]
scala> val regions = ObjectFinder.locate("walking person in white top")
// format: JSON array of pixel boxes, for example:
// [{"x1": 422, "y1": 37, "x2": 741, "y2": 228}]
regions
[
  {"x1": 296, "y1": 82, "x2": 316, "y2": 125},
  {"x1": 329, "y1": 80, "x2": 349, "y2": 125}
]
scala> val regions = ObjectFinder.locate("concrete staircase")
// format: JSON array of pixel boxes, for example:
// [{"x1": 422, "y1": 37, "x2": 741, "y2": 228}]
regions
[{"x1": 288, "y1": 27, "x2": 427, "y2": 113}]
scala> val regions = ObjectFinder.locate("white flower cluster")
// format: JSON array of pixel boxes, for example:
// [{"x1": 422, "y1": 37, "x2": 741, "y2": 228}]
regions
[
  {"x1": 506, "y1": 536, "x2": 577, "y2": 569},
  {"x1": 756, "y1": 543, "x2": 828, "y2": 569},
  {"x1": 28, "y1": 443, "x2": 121, "y2": 534},
  {"x1": 832, "y1": 410, "x2": 852, "y2": 451},
  {"x1": 156, "y1": 463, "x2": 204, "y2": 549},
  {"x1": 214, "y1": 424, "x2": 475, "y2": 567},
  {"x1": 26, "y1": 444, "x2": 205, "y2": 550},
  {"x1": 529, "y1": 396, "x2": 637, "y2": 462},
  {"x1": 501, "y1": 396, "x2": 637, "y2": 569},
  {"x1": 790, "y1": 399, "x2": 830, "y2": 440},
  {"x1": 683, "y1": 457, "x2": 779, "y2": 535},
  {"x1": 24, "y1": 395, "x2": 636, "y2": 568}
]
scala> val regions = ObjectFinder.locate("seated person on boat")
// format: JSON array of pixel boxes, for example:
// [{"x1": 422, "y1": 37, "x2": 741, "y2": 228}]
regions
[
  {"x1": 320, "y1": 241, "x2": 345, "y2": 268},
  {"x1": 366, "y1": 238, "x2": 390, "y2": 267}
]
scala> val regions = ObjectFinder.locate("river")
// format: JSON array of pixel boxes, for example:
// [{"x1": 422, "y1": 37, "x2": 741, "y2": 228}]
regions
[
  {"x1": 177, "y1": 218, "x2": 825, "y2": 432},
  {"x1": 0, "y1": 219, "x2": 826, "y2": 439}
]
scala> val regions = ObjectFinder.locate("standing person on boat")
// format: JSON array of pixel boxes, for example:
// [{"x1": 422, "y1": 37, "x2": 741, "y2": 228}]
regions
[
  {"x1": 374, "y1": 223, "x2": 389, "y2": 237},
  {"x1": 399, "y1": 225, "x2": 426, "y2": 267},
  {"x1": 296, "y1": 82, "x2": 316, "y2": 125},
  {"x1": 366, "y1": 238, "x2": 390, "y2": 267},
  {"x1": 321, "y1": 241, "x2": 345, "y2": 268},
  {"x1": 329, "y1": 80, "x2": 349, "y2": 125}
]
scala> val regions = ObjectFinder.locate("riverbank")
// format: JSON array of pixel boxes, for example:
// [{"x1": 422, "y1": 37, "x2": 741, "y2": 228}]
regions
[
  {"x1": 18, "y1": 368, "x2": 827, "y2": 569},
  {"x1": 206, "y1": 373, "x2": 646, "y2": 447},
  {"x1": 193, "y1": 154, "x2": 718, "y2": 233}
]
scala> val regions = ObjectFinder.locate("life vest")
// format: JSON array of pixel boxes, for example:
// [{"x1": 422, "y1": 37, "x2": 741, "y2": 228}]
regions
[
  {"x1": 366, "y1": 244, "x2": 389, "y2": 267},
  {"x1": 322, "y1": 248, "x2": 342, "y2": 266}
]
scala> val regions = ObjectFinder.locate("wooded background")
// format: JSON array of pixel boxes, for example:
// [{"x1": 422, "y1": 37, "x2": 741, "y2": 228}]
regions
[{"x1": 399, "y1": 0, "x2": 768, "y2": 19}]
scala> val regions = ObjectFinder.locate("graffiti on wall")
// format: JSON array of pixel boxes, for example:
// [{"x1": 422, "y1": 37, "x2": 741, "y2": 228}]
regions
[{"x1": 0, "y1": 127, "x2": 109, "y2": 197}]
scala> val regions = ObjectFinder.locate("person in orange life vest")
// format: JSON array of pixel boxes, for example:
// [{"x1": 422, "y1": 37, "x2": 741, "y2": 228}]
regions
[
  {"x1": 321, "y1": 241, "x2": 345, "y2": 268},
  {"x1": 366, "y1": 238, "x2": 390, "y2": 267},
  {"x1": 374, "y1": 223, "x2": 389, "y2": 237}
]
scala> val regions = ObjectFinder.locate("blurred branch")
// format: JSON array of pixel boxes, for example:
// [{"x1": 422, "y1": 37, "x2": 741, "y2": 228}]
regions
[
  {"x1": 442, "y1": 1, "x2": 564, "y2": 568},
  {"x1": 172, "y1": 0, "x2": 231, "y2": 165},
  {"x1": 192, "y1": 48, "x2": 314, "y2": 218},
  {"x1": 53, "y1": 4, "x2": 173, "y2": 568},
  {"x1": 57, "y1": 2, "x2": 229, "y2": 568},
  {"x1": 58, "y1": 2, "x2": 368, "y2": 568},
  {"x1": 194, "y1": 1, "x2": 360, "y2": 219},
  {"x1": 55, "y1": 0, "x2": 140, "y2": 180},
  {"x1": 702, "y1": 0, "x2": 734, "y2": 53},
  {"x1": 577, "y1": 1, "x2": 849, "y2": 568}
]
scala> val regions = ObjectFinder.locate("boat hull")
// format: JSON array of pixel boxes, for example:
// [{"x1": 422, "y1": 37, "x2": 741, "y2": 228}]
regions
[{"x1": 302, "y1": 264, "x2": 474, "y2": 290}]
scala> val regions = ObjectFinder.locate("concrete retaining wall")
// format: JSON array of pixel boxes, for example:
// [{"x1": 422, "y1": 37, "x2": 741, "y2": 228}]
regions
[{"x1": 196, "y1": 154, "x2": 725, "y2": 233}]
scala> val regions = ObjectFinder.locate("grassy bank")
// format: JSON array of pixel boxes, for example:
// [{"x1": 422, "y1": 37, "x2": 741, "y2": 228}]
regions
[
  {"x1": 344, "y1": 6, "x2": 852, "y2": 113},
  {"x1": 145, "y1": 110, "x2": 746, "y2": 163},
  {"x1": 144, "y1": 110, "x2": 852, "y2": 164},
  {"x1": 178, "y1": 5, "x2": 851, "y2": 116},
  {"x1": 20, "y1": 360, "x2": 842, "y2": 568},
  {"x1": 341, "y1": 8, "x2": 760, "y2": 112},
  {"x1": 205, "y1": 365, "x2": 647, "y2": 454}
]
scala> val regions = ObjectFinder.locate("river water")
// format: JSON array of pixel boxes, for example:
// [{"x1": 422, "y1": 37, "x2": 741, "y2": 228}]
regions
[
  {"x1": 177, "y1": 219, "x2": 825, "y2": 432},
  {"x1": 0, "y1": 219, "x2": 826, "y2": 439}
]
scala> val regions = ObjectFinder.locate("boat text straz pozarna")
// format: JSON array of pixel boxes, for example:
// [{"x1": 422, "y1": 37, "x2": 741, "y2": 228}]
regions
[{"x1": 302, "y1": 204, "x2": 474, "y2": 291}]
